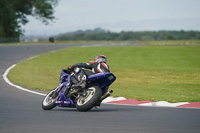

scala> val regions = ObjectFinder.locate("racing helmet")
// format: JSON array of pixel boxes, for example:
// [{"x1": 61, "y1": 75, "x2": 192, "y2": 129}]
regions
[{"x1": 95, "y1": 55, "x2": 107, "y2": 63}]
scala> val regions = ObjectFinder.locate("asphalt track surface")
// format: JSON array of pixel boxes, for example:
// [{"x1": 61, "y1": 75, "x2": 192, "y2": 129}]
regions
[{"x1": 0, "y1": 44, "x2": 200, "y2": 133}]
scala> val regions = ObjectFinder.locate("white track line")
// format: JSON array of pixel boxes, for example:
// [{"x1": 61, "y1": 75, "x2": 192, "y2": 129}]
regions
[
  {"x1": 3, "y1": 64, "x2": 46, "y2": 96},
  {"x1": 3, "y1": 64, "x2": 195, "y2": 108},
  {"x1": 3, "y1": 64, "x2": 127, "y2": 102}
]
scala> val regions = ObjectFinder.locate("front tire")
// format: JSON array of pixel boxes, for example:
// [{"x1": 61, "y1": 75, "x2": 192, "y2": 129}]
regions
[
  {"x1": 76, "y1": 86, "x2": 102, "y2": 111},
  {"x1": 42, "y1": 89, "x2": 57, "y2": 110}
]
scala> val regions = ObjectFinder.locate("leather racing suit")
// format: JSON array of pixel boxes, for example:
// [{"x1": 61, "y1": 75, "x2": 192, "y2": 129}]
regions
[{"x1": 69, "y1": 61, "x2": 110, "y2": 89}]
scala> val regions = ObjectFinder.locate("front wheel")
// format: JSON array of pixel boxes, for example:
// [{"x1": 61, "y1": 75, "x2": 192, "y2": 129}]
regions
[
  {"x1": 42, "y1": 89, "x2": 57, "y2": 110},
  {"x1": 76, "y1": 85, "x2": 102, "y2": 111}
]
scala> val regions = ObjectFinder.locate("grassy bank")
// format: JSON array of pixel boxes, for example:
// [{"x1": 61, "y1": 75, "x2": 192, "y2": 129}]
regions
[{"x1": 8, "y1": 45, "x2": 200, "y2": 102}]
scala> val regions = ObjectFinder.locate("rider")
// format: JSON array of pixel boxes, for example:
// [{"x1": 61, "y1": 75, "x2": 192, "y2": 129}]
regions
[{"x1": 66, "y1": 55, "x2": 110, "y2": 89}]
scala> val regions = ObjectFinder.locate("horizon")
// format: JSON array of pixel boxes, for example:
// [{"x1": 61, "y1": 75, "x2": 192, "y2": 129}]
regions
[
  {"x1": 22, "y1": 0, "x2": 200, "y2": 36},
  {"x1": 23, "y1": 28, "x2": 200, "y2": 37}
]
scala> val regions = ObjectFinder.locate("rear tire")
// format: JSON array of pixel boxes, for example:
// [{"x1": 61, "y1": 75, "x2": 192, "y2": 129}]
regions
[
  {"x1": 76, "y1": 86, "x2": 102, "y2": 111},
  {"x1": 42, "y1": 89, "x2": 57, "y2": 110}
]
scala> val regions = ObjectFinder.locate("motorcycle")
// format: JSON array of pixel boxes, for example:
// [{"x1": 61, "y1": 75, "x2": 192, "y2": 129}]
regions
[{"x1": 42, "y1": 68, "x2": 116, "y2": 111}]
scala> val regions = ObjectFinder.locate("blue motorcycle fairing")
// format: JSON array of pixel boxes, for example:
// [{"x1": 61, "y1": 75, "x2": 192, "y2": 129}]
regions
[
  {"x1": 55, "y1": 69, "x2": 116, "y2": 107},
  {"x1": 88, "y1": 72, "x2": 116, "y2": 90}
]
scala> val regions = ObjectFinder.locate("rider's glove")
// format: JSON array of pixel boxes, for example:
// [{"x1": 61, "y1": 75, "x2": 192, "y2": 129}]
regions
[{"x1": 67, "y1": 65, "x2": 72, "y2": 71}]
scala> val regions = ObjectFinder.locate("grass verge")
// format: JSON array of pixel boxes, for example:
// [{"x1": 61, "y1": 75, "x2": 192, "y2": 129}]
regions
[{"x1": 8, "y1": 45, "x2": 200, "y2": 102}]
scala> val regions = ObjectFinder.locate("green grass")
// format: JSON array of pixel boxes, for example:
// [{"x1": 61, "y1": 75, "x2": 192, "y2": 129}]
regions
[
  {"x1": 8, "y1": 45, "x2": 200, "y2": 102},
  {"x1": 144, "y1": 40, "x2": 200, "y2": 46}
]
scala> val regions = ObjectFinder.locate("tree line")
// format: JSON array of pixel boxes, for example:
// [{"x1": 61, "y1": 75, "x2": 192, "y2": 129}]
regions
[
  {"x1": 56, "y1": 29, "x2": 200, "y2": 41},
  {"x1": 0, "y1": 0, "x2": 58, "y2": 42}
]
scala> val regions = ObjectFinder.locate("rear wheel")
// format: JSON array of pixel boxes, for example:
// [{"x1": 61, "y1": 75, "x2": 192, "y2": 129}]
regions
[
  {"x1": 76, "y1": 85, "x2": 102, "y2": 111},
  {"x1": 42, "y1": 89, "x2": 57, "y2": 110}
]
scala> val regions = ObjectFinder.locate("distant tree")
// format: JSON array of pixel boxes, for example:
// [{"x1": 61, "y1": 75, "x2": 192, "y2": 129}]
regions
[
  {"x1": 167, "y1": 35, "x2": 176, "y2": 40},
  {"x1": 56, "y1": 28, "x2": 200, "y2": 41},
  {"x1": 0, "y1": 0, "x2": 58, "y2": 42}
]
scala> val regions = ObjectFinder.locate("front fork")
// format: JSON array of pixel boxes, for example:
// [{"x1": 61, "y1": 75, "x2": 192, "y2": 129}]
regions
[
  {"x1": 48, "y1": 87, "x2": 59, "y2": 99},
  {"x1": 50, "y1": 83, "x2": 64, "y2": 99}
]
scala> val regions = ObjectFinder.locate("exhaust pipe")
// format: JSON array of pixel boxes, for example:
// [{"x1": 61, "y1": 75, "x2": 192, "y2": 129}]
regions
[
  {"x1": 94, "y1": 90, "x2": 113, "y2": 107},
  {"x1": 100, "y1": 90, "x2": 113, "y2": 101}
]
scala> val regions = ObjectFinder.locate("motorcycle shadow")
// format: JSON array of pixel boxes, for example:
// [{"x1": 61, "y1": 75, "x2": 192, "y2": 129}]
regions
[
  {"x1": 51, "y1": 108, "x2": 115, "y2": 112},
  {"x1": 50, "y1": 104, "x2": 138, "y2": 112}
]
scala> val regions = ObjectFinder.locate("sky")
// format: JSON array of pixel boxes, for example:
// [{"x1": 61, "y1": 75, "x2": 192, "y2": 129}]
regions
[{"x1": 22, "y1": 0, "x2": 200, "y2": 36}]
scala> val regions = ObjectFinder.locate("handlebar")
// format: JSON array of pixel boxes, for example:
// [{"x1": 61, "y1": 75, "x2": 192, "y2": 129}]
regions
[{"x1": 63, "y1": 67, "x2": 80, "y2": 75}]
